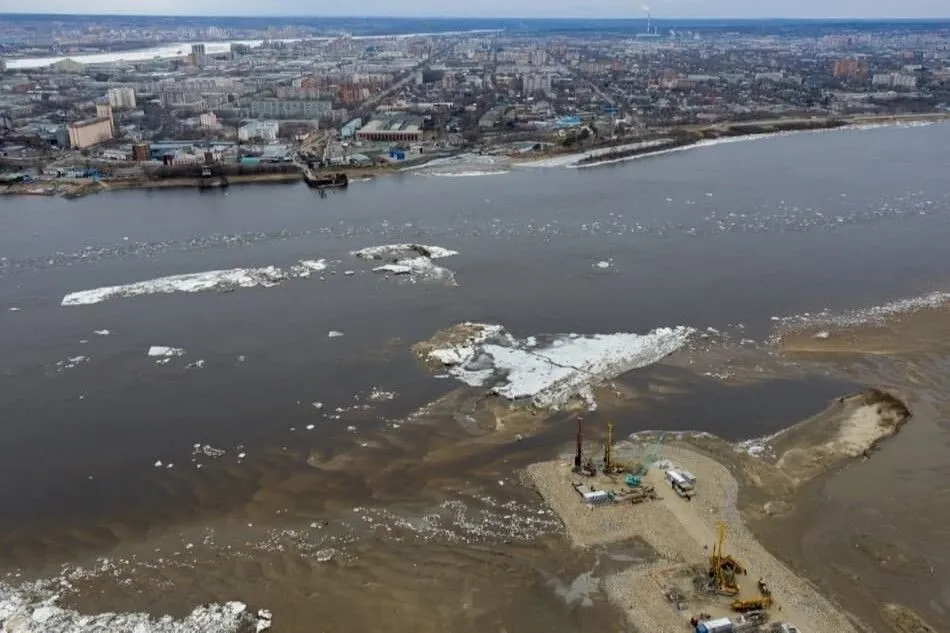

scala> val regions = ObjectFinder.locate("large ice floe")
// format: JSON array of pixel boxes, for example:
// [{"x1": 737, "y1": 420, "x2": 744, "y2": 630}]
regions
[
  {"x1": 61, "y1": 259, "x2": 329, "y2": 307},
  {"x1": 419, "y1": 323, "x2": 693, "y2": 408},
  {"x1": 352, "y1": 244, "x2": 459, "y2": 285},
  {"x1": 0, "y1": 582, "x2": 271, "y2": 633}
]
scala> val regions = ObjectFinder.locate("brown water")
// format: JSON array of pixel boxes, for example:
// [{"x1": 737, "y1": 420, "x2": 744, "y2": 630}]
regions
[{"x1": 3, "y1": 123, "x2": 950, "y2": 631}]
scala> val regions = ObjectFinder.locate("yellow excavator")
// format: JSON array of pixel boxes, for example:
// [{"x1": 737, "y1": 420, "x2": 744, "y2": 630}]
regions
[
  {"x1": 732, "y1": 578, "x2": 774, "y2": 612},
  {"x1": 709, "y1": 522, "x2": 746, "y2": 596}
]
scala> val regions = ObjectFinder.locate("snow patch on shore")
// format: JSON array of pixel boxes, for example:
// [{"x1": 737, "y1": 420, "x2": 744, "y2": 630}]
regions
[
  {"x1": 423, "y1": 323, "x2": 693, "y2": 408},
  {"x1": 354, "y1": 244, "x2": 459, "y2": 285},
  {"x1": 0, "y1": 582, "x2": 271, "y2": 633}
]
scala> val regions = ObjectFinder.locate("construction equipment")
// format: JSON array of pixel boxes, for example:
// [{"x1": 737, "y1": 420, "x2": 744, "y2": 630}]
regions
[
  {"x1": 572, "y1": 418, "x2": 596, "y2": 476},
  {"x1": 635, "y1": 433, "x2": 666, "y2": 476},
  {"x1": 602, "y1": 421, "x2": 627, "y2": 474},
  {"x1": 731, "y1": 594, "x2": 773, "y2": 612},
  {"x1": 709, "y1": 521, "x2": 746, "y2": 596}
]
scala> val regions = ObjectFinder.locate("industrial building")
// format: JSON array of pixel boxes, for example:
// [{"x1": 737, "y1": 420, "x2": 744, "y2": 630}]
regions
[
  {"x1": 131, "y1": 143, "x2": 151, "y2": 161},
  {"x1": 67, "y1": 117, "x2": 114, "y2": 149},
  {"x1": 355, "y1": 117, "x2": 424, "y2": 142},
  {"x1": 238, "y1": 120, "x2": 279, "y2": 142},
  {"x1": 106, "y1": 86, "x2": 136, "y2": 109},
  {"x1": 340, "y1": 117, "x2": 362, "y2": 139},
  {"x1": 250, "y1": 98, "x2": 332, "y2": 120}
]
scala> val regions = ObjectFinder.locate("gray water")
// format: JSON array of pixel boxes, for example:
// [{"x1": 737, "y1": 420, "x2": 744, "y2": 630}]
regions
[{"x1": 1, "y1": 122, "x2": 949, "y2": 538}]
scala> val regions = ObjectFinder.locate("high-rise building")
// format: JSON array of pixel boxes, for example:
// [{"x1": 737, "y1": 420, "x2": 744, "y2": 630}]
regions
[
  {"x1": 106, "y1": 87, "x2": 136, "y2": 109},
  {"x1": 67, "y1": 117, "x2": 113, "y2": 149},
  {"x1": 833, "y1": 59, "x2": 868, "y2": 81},
  {"x1": 190, "y1": 44, "x2": 208, "y2": 68}
]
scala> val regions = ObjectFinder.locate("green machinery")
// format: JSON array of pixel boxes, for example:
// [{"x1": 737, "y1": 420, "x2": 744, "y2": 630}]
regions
[{"x1": 625, "y1": 433, "x2": 665, "y2": 487}]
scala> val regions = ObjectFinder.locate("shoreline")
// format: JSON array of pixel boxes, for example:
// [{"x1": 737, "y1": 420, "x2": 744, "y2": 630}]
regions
[{"x1": 3, "y1": 112, "x2": 947, "y2": 200}]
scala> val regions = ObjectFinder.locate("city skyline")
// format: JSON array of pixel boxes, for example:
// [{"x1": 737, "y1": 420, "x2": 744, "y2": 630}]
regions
[{"x1": 2, "y1": 0, "x2": 950, "y2": 19}]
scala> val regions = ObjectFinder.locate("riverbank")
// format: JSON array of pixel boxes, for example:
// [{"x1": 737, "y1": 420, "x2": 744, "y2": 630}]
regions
[{"x1": 3, "y1": 112, "x2": 947, "y2": 200}]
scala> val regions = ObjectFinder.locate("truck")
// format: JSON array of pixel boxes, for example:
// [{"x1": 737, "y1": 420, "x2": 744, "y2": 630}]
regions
[
  {"x1": 696, "y1": 617, "x2": 734, "y2": 633},
  {"x1": 666, "y1": 468, "x2": 695, "y2": 499}
]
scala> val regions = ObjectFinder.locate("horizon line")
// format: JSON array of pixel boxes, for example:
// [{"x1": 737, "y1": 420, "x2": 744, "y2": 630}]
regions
[{"x1": 2, "y1": 12, "x2": 950, "y2": 21}]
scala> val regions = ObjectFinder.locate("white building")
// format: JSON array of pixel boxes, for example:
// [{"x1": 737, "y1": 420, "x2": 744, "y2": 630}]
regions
[
  {"x1": 238, "y1": 120, "x2": 279, "y2": 142},
  {"x1": 106, "y1": 87, "x2": 136, "y2": 109},
  {"x1": 522, "y1": 73, "x2": 552, "y2": 95},
  {"x1": 199, "y1": 112, "x2": 219, "y2": 128},
  {"x1": 872, "y1": 72, "x2": 918, "y2": 89}
]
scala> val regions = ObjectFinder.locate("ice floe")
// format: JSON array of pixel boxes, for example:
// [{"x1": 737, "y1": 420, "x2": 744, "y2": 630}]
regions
[
  {"x1": 93, "y1": 329, "x2": 110, "y2": 336},
  {"x1": 148, "y1": 346, "x2": 185, "y2": 357},
  {"x1": 352, "y1": 243, "x2": 458, "y2": 261},
  {"x1": 0, "y1": 582, "x2": 271, "y2": 633},
  {"x1": 56, "y1": 355, "x2": 89, "y2": 371},
  {"x1": 353, "y1": 243, "x2": 459, "y2": 285},
  {"x1": 422, "y1": 323, "x2": 693, "y2": 408},
  {"x1": 62, "y1": 267, "x2": 288, "y2": 306},
  {"x1": 328, "y1": 330, "x2": 345, "y2": 338},
  {"x1": 61, "y1": 257, "x2": 332, "y2": 306}
]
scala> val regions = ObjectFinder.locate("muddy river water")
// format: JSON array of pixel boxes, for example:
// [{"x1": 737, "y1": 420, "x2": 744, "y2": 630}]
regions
[{"x1": 2, "y1": 122, "x2": 950, "y2": 632}]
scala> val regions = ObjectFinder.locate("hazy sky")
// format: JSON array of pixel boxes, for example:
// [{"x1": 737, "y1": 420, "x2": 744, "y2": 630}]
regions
[{"x1": 2, "y1": 0, "x2": 949, "y2": 19}]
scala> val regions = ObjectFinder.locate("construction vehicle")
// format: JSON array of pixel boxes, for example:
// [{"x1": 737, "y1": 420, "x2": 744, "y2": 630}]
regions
[
  {"x1": 624, "y1": 433, "x2": 666, "y2": 487},
  {"x1": 731, "y1": 594, "x2": 773, "y2": 613},
  {"x1": 602, "y1": 421, "x2": 627, "y2": 475},
  {"x1": 709, "y1": 522, "x2": 746, "y2": 596},
  {"x1": 572, "y1": 418, "x2": 596, "y2": 476}
]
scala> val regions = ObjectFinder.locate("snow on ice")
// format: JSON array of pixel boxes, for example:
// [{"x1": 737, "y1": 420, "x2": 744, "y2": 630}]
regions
[
  {"x1": 423, "y1": 323, "x2": 693, "y2": 408},
  {"x1": 0, "y1": 582, "x2": 271, "y2": 633},
  {"x1": 353, "y1": 244, "x2": 459, "y2": 285},
  {"x1": 148, "y1": 346, "x2": 185, "y2": 357},
  {"x1": 61, "y1": 258, "x2": 331, "y2": 306}
]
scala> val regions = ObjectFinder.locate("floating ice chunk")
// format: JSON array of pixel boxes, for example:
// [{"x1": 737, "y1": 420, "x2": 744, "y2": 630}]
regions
[
  {"x1": 357, "y1": 244, "x2": 459, "y2": 285},
  {"x1": 369, "y1": 388, "x2": 395, "y2": 401},
  {"x1": 425, "y1": 325, "x2": 693, "y2": 409},
  {"x1": 373, "y1": 264, "x2": 412, "y2": 275},
  {"x1": 148, "y1": 346, "x2": 185, "y2": 357},
  {"x1": 328, "y1": 331, "x2": 344, "y2": 338},
  {"x1": 352, "y1": 244, "x2": 458, "y2": 260},
  {"x1": 154, "y1": 460, "x2": 163, "y2": 467},
  {"x1": 9, "y1": 307, "x2": 21, "y2": 312},
  {"x1": 185, "y1": 360, "x2": 206, "y2": 369},
  {"x1": 813, "y1": 331, "x2": 831, "y2": 339},
  {"x1": 343, "y1": 270, "x2": 355, "y2": 276},
  {"x1": 315, "y1": 548, "x2": 335, "y2": 562},
  {"x1": 61, "y1": 267, "x2": 289, "y2": 306},
  {"x1": 93, "y1": 329, "x2": 110, "y2": 336},
  {"x1": 306, "y1": 424, "x2": 315, "y2": 430},
  {"x1": 595, "y1": 260, "x2": 611, "y2": 269},
  {"x1": 312, "y1": 401, "x2": 324, "y2": 409},
  {"x1": 298, "y1": 259, "x2": 327, "y2": 271}
]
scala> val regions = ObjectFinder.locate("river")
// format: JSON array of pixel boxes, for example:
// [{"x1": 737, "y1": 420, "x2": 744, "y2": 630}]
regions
[{"x1": 1, "y1": 121, "x2": 949, "y2": 632}]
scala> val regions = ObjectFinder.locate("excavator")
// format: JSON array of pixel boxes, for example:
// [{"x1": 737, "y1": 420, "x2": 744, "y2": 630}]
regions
[{"x1": 732, "y1": 578, "x2": 774, "y2": 612}]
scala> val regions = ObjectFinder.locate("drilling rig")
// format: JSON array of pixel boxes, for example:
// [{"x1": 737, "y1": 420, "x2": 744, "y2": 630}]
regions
[
  {"x1": 573, "y1": 418, "x2": 596, "y2": 476},
  {"x1": 709, "y1": 522, "x2": 746, "y2": 596},
  {"x1": 602, "y1": 421, "x2": 628, "y2": 475}
]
